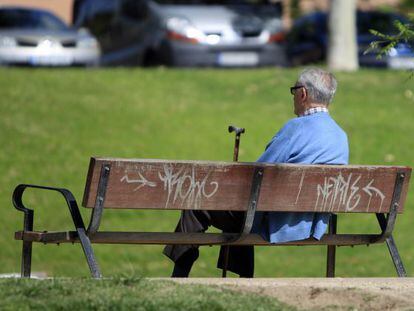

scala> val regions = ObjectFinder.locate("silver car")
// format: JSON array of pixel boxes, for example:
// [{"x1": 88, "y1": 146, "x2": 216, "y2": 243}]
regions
[
  {"x1": 73, "y1": 0, "x2": 286, "y2": 67},
  {"x1": 153, "y1": 0, "x2": 287, "y2": 67},
  {"x1": 0, "y1": 7, "x2": 100, "y2": 67}
]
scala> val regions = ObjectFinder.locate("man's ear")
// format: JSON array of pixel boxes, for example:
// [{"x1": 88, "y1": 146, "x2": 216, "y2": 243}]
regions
[{"x1": 301, "y1": 87, "x2": 307, "y2": 101}]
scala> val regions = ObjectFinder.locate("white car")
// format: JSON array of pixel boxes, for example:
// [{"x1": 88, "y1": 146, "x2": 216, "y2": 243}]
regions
[
  {"x1": 154, "y1": 0, "x2": 287, "y2": 67},
  {"x1": 0, "y1": 7, "x2": 100, "y2": 67}
]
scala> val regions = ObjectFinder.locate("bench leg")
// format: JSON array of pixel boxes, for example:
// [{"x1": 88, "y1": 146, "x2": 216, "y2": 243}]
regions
[
  {"x1": 376, "y1": 213, "x2": 407, "y2": 277},
  {"x1": 326, "y1": 214, "x2": 337, "y2": 278},
  {"x1": 385, "y1": 235, "x2": 407, "y2": 277},
  {"x1": 21, "y1": 208, "x2": 34, "y2": 278},
  {"x1": 20, "y1": 229, "x2": 101, "y2": 279},
  {"x1": 77, "y1": 228, "x2": 102, "y2": 278},
  {"x1": 21, "y1": 241, "x2": 32, "y2": 278}
]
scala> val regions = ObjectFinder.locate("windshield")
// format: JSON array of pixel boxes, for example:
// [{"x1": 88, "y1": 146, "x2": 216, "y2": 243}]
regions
[
  {"x1": 0, "y1": 8, "x2": 69, "y2": 31},
  {"x1": 154, "y1": 0, "x2": 279, "y2": 5},
  {"x1": 154, "y1": 0, "x2": 282, "y2": 16}
]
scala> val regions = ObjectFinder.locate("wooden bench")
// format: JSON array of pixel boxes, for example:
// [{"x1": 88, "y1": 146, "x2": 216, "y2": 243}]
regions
[{"x1": 13, "y1": 157, "x2": 411, "y2": 278}]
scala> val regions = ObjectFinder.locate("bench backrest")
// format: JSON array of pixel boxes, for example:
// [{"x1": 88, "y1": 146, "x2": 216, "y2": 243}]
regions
[{"x1": 82, "y1": 157, "x2": 411, "y2": 214}]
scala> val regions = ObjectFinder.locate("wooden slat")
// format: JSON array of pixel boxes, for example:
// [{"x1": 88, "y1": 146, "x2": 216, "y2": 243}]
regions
[
  {"x1": 15, "y1": 231, "x2": 386, "y2": 246},
  {"x1": 82, "y1": 158, "x2": 411, "y2": 213}
]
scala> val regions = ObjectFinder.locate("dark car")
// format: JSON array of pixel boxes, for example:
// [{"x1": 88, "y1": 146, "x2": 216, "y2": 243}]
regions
[
  {"x1": 286, "y1": 11, "x2": 414, "y2": 69},
  {"x1": 74, "y1": 0, "x2": 287, "y2": 67},
  {"x1": 73, "y1": 0, "x2": 164, "y2": 65}
]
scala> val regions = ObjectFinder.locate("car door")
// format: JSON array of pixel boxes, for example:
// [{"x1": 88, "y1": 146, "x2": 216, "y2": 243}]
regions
[
  {"x1": 116, "y1": 0, "x2": 148, "y2": 64},
  {"x1": 117, "y1": 0, "x2": 164, "y2": 65}
]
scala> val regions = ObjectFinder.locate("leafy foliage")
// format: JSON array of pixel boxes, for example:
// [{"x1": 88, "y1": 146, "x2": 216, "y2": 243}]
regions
[{"x1": 366, "y1": 16, "x2": 414, "y2": 58}]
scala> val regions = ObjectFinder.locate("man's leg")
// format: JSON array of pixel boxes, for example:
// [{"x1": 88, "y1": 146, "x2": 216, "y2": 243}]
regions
[
  {"x1": 210, "y1": 211, "x2": 254, "y2": 278},
  {"x1": 163, "y1": 210, "x2": 210, "y2": 277},
  {"x1": 170, "y1": 247, "x2": 199, "y2": 278},
  {"x1": 163, "y1": 210, "x2": 254, "y2": 277}
]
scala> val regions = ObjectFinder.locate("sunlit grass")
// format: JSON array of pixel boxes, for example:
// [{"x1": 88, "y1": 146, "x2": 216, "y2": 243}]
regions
[
  {"x1": 0, "y1": 278, "x2": 292, "y2": 311},
  {"x1": 1, "y1": 67, "x2": 413, "y2": 277}
]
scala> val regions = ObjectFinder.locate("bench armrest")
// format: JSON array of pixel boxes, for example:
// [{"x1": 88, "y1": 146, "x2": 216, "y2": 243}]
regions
[
  {"x1": 12, "y1": 184, "x2": 86, "y2": 232},
  {"x1": 13, "y1": 184, "x2": 102, "y2": 278}
]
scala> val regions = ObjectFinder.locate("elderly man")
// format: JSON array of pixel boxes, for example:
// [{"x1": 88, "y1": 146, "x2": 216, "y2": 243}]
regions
[
  {"x1": 163, "y1": 68, "x2": 349, "y2": 277},
  {"x1": 253, "y1": 68, "x2": 348, "y2": 244}
]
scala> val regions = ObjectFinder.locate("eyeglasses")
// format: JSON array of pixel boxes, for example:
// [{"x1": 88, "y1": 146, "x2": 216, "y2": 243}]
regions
[{"x1": 290, "y1": 85, "x2": 304, "y2": 95}]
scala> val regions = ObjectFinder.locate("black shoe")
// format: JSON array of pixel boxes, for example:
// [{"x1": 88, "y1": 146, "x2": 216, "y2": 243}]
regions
[{"x1": 171, "y1": 248, "x2": 199, "y2": 278}]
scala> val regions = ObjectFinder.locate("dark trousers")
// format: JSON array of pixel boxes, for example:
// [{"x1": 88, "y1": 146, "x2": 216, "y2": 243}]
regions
[{"x1": 163, "y1": 210, "x2": 254, "y2": 277}]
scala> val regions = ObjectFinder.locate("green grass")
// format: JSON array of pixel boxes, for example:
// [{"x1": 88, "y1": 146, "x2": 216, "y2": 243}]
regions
[
  {"x1": 1, "y1": 67, "x2": 414, "y2": 278},
  {"x1": 0, "y1": 278, "x2": 292, "y2": 310}
]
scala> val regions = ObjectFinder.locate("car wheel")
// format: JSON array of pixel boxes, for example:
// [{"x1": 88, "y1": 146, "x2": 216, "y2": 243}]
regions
[
  {"x1": 143, "y1": 49, "x2": 159, "y2": 67},
  {"x1": 155, "y1": 40, "x2": 174, "y2": 66}
]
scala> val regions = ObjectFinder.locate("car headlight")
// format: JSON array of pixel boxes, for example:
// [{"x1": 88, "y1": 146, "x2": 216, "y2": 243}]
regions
[
  {"x1": 387, "y1": 47, "x2": 398, "y2": 57},
  {"x1": 0, "y1": 36, "x2": 17, "y2": 47},
  {"x1": 166, "y1": 17, "x2": 204, "y2": 44},
  {"x1": 78, "y1": 37, "x2": 99, "y2": 49}
]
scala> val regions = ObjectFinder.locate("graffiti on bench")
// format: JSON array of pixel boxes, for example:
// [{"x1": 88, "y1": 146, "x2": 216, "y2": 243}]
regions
[
  {"x1": 314, "y1": 173, "x2": 385, "y2": 213},
  {"x1": 121, "y1": 164, "x2": 219, "y2": 209}
]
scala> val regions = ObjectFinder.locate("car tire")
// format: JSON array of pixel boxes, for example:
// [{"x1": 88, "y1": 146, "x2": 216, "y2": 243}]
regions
[{"x1": 155, "y1": 40, "x2": 174, "y2": 66}]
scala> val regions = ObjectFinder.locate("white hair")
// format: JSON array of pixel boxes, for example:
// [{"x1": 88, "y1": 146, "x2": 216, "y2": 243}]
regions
[{"x1": 297, "y1": 68, "x2": 337, "y2": 105}]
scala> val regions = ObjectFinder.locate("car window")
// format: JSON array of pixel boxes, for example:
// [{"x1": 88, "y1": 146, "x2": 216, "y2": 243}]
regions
[
  {"x1": 120, "y1": 0, "x2": 149, "y2": 20},
  {"x1": 154, "y1": 0, "x2": 274, "y2": 3},
  {"x1": 294, "y1": 19, "x2": 317, "y2": 41},
  {"x1": 153, "y1": 0, "x2": 281, "y2": 11},
  {"x1": 78, "y1": 0, "x2": 117, "y2": 36},
  {"x1": 154, "y1": 0, "x2": 282, "y2": 17},
  {"x1": 0, "y1": 8, "x2": 68, "y2": 30}
]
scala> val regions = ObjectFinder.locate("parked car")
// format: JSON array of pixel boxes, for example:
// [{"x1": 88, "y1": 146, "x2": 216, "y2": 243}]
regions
[
  {"x1": 286, "y1": 11, "x2": 414, "y2": 69},
  {"x1": 73, "y1": 0, "x2": 164, "y2": 66},
  {"x1": 74, "y1": 0, "x2": 287, "y2": 67},
  {"x1": 152, "y1": 0, "x2": 287, "y2": 67},
  {"x1": 0, "y1": 6, "x2": 100, "y2": 67}
]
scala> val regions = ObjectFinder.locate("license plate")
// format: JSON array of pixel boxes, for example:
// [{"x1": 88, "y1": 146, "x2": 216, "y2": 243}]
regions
[
  {"x1": 218, "y1": 52, "x2": 259, "y2": 67},
  {"x1": 29, "y1": 55, "x2": 73, "y2": 66},
  {"x1": 388, "y1": 57, "x2": 414, "y2": 69}
]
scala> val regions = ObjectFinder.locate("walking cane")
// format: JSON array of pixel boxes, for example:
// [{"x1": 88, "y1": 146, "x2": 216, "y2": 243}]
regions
[
  {"x1": 228, "y1": 125, "x2": 245, "y2": 162},
  {"x1": 222, "y1": 125, "x2": 245, "y2": 277}
]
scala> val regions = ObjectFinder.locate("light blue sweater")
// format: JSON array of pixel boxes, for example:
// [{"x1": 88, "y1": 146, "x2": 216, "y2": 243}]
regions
[{"x1": 254, "y1": 112, "x2": 349, "y2": 243}]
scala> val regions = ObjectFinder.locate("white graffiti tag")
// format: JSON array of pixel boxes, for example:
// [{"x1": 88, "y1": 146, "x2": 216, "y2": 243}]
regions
[
  {"x1": 314, "y1": 173, "x2": 385, "y2": 212},
  {"x1": 120, "y1": 171, "x2": 158, "y2": 191},
  {"x1": 362, "y1": 179, "x2": 386, "y2": 212},
  {"x1": 158, "y1": 165, "x2": 219, "y2": 209}
]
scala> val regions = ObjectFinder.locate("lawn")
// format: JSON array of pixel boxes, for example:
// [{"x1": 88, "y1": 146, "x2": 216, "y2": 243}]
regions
[
  {"x1": 1, "y1": 67, "x2": 413, "y2": 278},
  {"x1": 0, "y1": 278, "x2": 292, "y2": 310}
]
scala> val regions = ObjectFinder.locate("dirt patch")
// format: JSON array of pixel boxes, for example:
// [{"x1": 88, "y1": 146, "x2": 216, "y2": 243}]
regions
[{"x1": 166, "y1": 278, "x2": 414, "y2": 310}]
